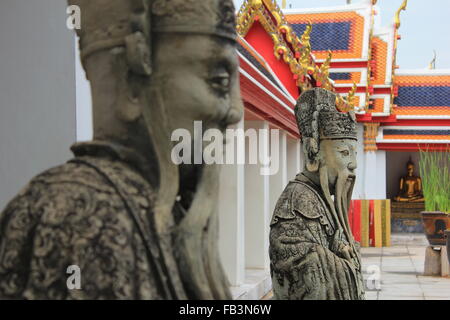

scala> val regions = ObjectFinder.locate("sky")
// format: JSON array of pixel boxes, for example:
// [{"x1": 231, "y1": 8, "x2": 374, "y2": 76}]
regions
[{"x1": 233, "y1": 0, "x2": 450, "y2": 70}]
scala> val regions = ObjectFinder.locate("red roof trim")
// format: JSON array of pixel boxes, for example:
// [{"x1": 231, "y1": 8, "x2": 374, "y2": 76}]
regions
[{"x1": 377, "y1": 143, "x2": 450, "y2": 152}]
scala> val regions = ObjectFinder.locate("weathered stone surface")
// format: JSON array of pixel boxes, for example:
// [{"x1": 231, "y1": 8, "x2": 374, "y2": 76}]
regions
[
  {"x1": 441, "y1": 246, "x2": 449, "y2": 277},
  {"x1": 424, "y1": 246, "x2": 442, "y2": 276},
  {"x1": 269, "y1": 88, "x2": 365, "y2": 300}
]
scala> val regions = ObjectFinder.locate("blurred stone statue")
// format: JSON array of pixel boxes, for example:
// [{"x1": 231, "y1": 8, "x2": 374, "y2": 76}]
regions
[
  {"x1": 269, "y1": 88, "x2": 365, "y2": 300},
  {"x1": 394, "y1": 158, "x2": 424, "y2": 202},
  {"x1": 0, "y1": 0, "x2": 242, "y2": 299}
]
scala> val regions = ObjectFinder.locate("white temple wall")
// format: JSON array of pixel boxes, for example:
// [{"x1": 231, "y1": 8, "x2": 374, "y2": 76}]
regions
[
  {"x1": 352, "y1": 124, "x2": 387, "y2": 200},
  {"x1": 269, "y1": 130, "x2": 288, "y2": 215},
  {"x1": 0, "y1": 0, "x2": 77, "y2": 210},
  {"x1": 218, "y1": 119, "x2": 246, "y2": 286},
  {"x1": 244, "y1": 121, "x2": 271, "y2": 271},
  {"x1": 287, "y1": 137, "x2": 303, "y2": 181},
  {"x1": 75, "y1": 39, "x2": 93, "y2": 142}
]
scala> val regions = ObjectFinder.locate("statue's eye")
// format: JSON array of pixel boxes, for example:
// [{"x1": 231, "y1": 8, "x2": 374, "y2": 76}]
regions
[
  {"x1": 340, "y1": 150, "x2": 350, "y2": 157},
  {"x1": 210, "y1": 73, "x2": 230, "y2": 95},
  {"x1": 209, "y1": 64, "x2": 231, "y2": 97}
]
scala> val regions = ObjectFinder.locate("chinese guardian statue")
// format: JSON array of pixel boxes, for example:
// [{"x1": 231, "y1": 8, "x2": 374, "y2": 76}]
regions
[
  {"x1": 0, "y1": 0, "x2": 243, "y2": 299},
  {"x1": 269, "y1": 88, "x2": 365, "y2": 300}
]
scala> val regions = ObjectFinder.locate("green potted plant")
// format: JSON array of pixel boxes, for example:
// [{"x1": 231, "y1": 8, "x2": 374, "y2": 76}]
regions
[{"x1": 419, "y1": 149, "x2": 450, "y2": 246}]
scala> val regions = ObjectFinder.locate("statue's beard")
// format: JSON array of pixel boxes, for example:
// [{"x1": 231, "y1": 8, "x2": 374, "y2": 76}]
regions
[
  {"x1": 319, "y1": 165, "x2": 355, "y2": 243},
  {"x1": 141, "y1": 87, "x2": 231, "y2": 300}
]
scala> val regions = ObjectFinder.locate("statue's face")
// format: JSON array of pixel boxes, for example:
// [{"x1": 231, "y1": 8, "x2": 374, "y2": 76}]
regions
[
  {"x1": 320, "y1": 139, "x2": 357, "y2": 192},
  {"x1": 148, "y1": 34, "x2": 243, "y2": 209},
  {"x1": 407, "y1": 164, "x2": 414, "y2": 175},
  {"x1": 151, "y1": 34, "x2": 243, "y2": 136}
]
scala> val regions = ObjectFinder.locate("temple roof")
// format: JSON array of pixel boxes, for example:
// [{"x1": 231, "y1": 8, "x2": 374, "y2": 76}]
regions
[
  {"x1": 394, "y1": 70, "x2": 450, "y2": 119},
  {"x1": 283, "y1": 2, "x2": 372, "y2": 61},
  {"x1": 236, "y1": 0, "x2": 449, "y2": 150}
]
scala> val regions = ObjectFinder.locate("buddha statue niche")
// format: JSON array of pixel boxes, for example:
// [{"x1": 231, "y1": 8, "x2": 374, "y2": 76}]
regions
[{"x1": 394, "y1": 158, "x2": 425, "y2": 202}]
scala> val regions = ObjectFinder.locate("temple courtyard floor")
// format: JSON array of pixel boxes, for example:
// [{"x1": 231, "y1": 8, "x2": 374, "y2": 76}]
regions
[
  {"x1": 238, "y1": 233, "x2": 450, "y2": 300},
  {"x1": 362, "y1": 233, "x2": 450, "y2": 300}
]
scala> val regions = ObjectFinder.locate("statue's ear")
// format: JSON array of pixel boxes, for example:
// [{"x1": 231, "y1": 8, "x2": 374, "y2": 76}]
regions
[
  {"x1": 111, "y1": 33, "x2": 150, "y2": 123},
  {"x1": 126, "y1": 1, "x2": 152, "y2": 76},
  {"x1": 303, "y1": 137, "x2": 320, "y2": 172},
  {"x1": 125, "y1": 32, "x2": 152, "y2": 76}
]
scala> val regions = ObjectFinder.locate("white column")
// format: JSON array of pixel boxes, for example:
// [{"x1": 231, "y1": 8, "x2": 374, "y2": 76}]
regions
[
  {"x1": 363, "y1": 150, "x2": 386, "y2": 199},
  {"x1": 75, "y1": 36, "x2": 93, "y2": 142},
  {"x1": 218, "y1": 119, "x2": 245, "y2": 286},
  {"x1": 244, "y1": 121, "x2": 271, "y2": 270},
  {"x1": 374, "y1": 150, "x2": 387, "y2": 199},
  {"x1": 364, "y1": 151, "x2": 377, "y2": 199},
  {"x1": 287, "y1": 137, "x2": 302, "y2": 181},
  {"x1": 361, "y1": 122, "x2": 387, "y2": 200},
  {"x1": 269, "y1": 130, "x2": 288, "y2": 215}
]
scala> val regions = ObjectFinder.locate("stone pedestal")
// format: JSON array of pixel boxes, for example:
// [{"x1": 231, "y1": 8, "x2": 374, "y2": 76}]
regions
[
  {"x1": 391, "y1": 201, "x2": 425, "y2": 233},
  {"x1": 424, "y1": 245, "x2": 449, "y2": 277},
  {"x1": 441, "y1": 247, "x2": 449, "y2": 277}
]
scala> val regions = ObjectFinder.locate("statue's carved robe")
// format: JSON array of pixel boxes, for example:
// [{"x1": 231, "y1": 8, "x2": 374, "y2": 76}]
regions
[
  {"x1": 0, "y1": 142, "x2": 187, "y2": 300},
  {"x1": 269, "y1": 174, "x2": 365, "y2": 300}
]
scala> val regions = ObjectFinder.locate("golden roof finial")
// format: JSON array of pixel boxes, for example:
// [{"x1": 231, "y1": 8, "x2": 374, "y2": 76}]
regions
[
  {"x1": 336, "y1": 95, "x2": 350, "y2": 112},
  {"x1": 300, "y1": 22, "x2": 312, "y2": 48},
  {"x1": 394, "y1": 0, "x2": 408, "y2": 29},
  {"x1": 249, "y1": 0, "x2": 263, "y2": 8},
  {"x1": 347, "y1": 82, "x2": 357, "y2": 107},
  {"x1": 299, "y1": 23, "x2": 314, "y2": 73},
  {"x1": 429, "y1": 50, "x2": 437, "y2": 70},
  {"x1": 282, "y1": 0, "x2": 287, "y2": 9},
  {"x1": 335, "y1": 83, "x2": 357, "y2": 113},
  {"x1": 320, "y1": 50, "x2": 332, "y2": 78}
]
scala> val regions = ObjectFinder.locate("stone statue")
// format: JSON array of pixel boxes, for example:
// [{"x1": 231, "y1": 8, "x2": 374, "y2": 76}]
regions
[
  {"x1": 394, "y1": 158, "x2": 424, "y2": 202},
  {"x1": 0, "y1": 0, "x2": 243, "y2": 300},
  {"x1": 269, "y1": 88, "x2": 365, "y2": 300}
]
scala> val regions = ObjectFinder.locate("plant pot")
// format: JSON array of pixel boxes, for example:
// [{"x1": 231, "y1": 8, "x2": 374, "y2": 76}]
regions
[
  {"x1": 446, "y1": 230, "x2": 450, "y2": 265},
  {"x1": 420, "y1": 211, "x2": 450, "y2": 246}
]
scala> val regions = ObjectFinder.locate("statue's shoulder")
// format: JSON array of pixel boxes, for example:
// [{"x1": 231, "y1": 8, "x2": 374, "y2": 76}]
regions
[
  {"x1": 0, "y1": 157, "x2": 157, "y2": 299},
  {"x1": 270, "y1": 178, "x2": 329, "y2": 226},
  {"x1": 2, "y1": 156, "x2": 154, "y2": 225}
]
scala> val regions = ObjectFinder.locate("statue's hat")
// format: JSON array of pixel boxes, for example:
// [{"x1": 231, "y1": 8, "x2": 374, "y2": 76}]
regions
[
  {"x1": 295, "y1": 88, "x2": 357, "y2": 141},
  {"x1": 68, "y1": 0, "x2": 236, "y2": 62}
]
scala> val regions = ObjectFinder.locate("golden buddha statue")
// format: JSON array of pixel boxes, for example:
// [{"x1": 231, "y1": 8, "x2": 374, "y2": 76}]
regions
[{"x1": 395, "y1": 158, "x2": 425, "y2": 202}]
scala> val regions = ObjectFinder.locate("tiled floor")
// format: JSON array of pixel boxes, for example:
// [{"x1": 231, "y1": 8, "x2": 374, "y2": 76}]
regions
[
  {"x1": 362, "y1": 234, "x2": 450, "y2": 300},
  {"x1": 258, "y1": 234, "x2": 450, "y2": 300}
]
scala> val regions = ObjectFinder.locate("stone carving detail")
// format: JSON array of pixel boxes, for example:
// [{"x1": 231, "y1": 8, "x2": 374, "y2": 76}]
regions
[
  {"x1": 0, "y1": 0, "x2": 242, "y2": 300},
  {"x1": 269, "y1": 88, "x2": 365, "y2": 300},
  {"x1": 152, "y1": 0, "x2": 236, "y2": 39}
]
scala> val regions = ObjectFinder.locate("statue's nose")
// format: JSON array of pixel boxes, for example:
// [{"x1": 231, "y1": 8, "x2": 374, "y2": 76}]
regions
[{"x1": 348, "y1": 161, "x2": 357, "y2": 171}]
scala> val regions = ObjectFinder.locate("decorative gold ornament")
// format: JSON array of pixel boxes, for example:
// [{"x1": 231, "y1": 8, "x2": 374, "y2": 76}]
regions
[
  {"x1": 236, "y1": 0, "x2": 340, "y2": 97},
  {"x1": 394, "y1": 0, "x2": 408, "y2": 29},
  {"x1": 299, "y1": 23, "x2": 315, "y2": 76},
  {"x1": 347, "y1": 82, "x2": 357, "y2": 107},
  {"x1": 428, "y1": 50, "x2": 437, "y2": 70}
]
